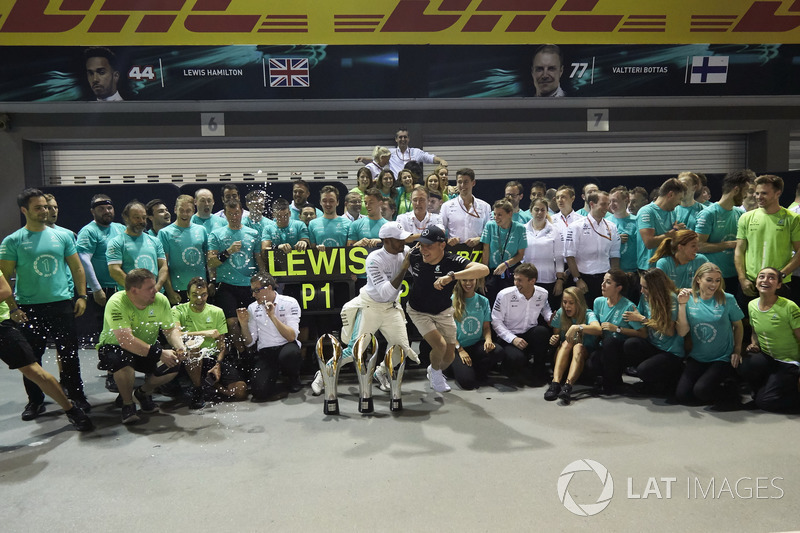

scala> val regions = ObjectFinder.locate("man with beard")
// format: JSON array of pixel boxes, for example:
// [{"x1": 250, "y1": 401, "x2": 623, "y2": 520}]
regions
[
  {"x1": 158, "y1": 195, "x2": 209, "y2": 305},
  {"x1": 106, "y1": 200, "x2": 168, "y2": 291}
]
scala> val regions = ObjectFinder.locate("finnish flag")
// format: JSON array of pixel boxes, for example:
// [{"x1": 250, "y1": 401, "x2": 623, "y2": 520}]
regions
[{"x1": 689, "y1": 56, "x2": 729, "y2": 84}]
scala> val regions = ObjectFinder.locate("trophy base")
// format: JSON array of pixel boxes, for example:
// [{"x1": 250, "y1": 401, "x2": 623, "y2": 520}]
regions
[
  {"x1": 323, "y1": 399, "x2": 340, "y2": 415},
  {"x1": 390, "y1": 398, "x2": 403, "y2": 412},
  {"x1": 358, "y1": 397, "x2": 374, "y2": 413}
]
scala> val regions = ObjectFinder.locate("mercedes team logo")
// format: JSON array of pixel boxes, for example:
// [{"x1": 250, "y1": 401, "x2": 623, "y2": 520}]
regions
[{"x1": 557, "y1": 459, "x2": 614, "y2": 516}]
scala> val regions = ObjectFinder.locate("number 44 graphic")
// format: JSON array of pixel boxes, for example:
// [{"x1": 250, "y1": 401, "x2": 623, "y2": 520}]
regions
[{"x1": 128, "y1": 65, "x2": 156, "y2": 81}]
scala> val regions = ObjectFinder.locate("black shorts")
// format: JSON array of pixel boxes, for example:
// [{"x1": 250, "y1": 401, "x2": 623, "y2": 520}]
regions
[
  {"x1": 0, "y1": 320, "x2": 37, "y2": 370},
  {"x1": 98, "y1": 344, "x2": 160, "y2": 374},
  {"x1": 203, "y1": 357, "x2": 245, "y2": 386},
  {"x1": 215, "y1": 283, "x2": 254, "y2": 319}
]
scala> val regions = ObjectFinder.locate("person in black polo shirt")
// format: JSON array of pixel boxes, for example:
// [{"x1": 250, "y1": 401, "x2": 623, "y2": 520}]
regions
[{"x1": 406, "y1": 226, "x2": 489, "y2": 392}]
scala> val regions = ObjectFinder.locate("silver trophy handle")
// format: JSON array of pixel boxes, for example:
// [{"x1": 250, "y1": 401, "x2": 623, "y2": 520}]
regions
[
  {"x1": 316, "y1": 334, "x2": 342, "y2": 415},
  {"x1": 353, "y1": 333, "x2": 379, "y2": 413},
  {"x1": 385, "y1": 345, "x2": 406, "y2": 412}
]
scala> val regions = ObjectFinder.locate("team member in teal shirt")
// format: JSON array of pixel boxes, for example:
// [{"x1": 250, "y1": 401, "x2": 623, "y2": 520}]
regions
[
  {"x1": 609, "y1": 187, "x2": 639, "y2": 274},
  {"x1": 347, "y1": 188, "x2": 387, "y2": 248},
  {"x1": 637, "y1": 178, "x2": 686, "y2": 271},
  {"x1": 447, "y1": 277, "x2": 503, "y2": 390},
  {"x1": 263, "y1": 198, "x2": 311, "y2": 253},
  {"x1": 589, "y1": 270, "x2": 646, "y2": 394},
  {"x1": 695, "y1": 169, "x2": 753, "y2": 292},
  {"x1": 191, "y1": 188, "x2": 227, "y2": 234},
  {"x1": 158, "y1": 194, "x2": 209, "y2": 304},
  {"x1": 207, "y1": 200, "x2": 264, "y2": 355},
  {"x1": 676, "y1": 262, "x2": 744, "y2": 405},
  {"x1": 243, "y1": 189, "x2": 277, "y2": 241},
  {"x1": 738, "y1": 267, "x2": 800, "y2": 412},
  {"x1": 107, "y1": 200, "x2": 168, "y2": 291},
  {"x1": 77, "y1": 194, "x2": 126, "y2": 306},
  {"x1": 651, "y1": 230, "x2": 709, "y2": 289},
  {"x1": 623, "y1": 269, "x2": 686, "y2": 396},
  {"x1": 308, "y1": 185, "x2": 351, "y2": 249},
  {"x1": 480, "y1": 199, "x2": 527, "y2": 304},
  {"x1": 0, "y1": 188, "x2": 90, "y2": 419}
]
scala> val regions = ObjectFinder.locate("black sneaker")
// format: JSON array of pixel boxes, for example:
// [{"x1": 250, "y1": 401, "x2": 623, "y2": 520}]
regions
[
  {"x1": 65, "y1": 405, "x2": 94, "y2": 432},
  {"x1": 133, "y1": 387, "x2": 158, "y2": 413},
  {"x1": 105, "y1": 373, "x2": 119, "y2": 392},
  {"x1": 288, "y1": 378, "x2": 303, "y2": 393},
  {"x1": 21, "y1": 401, "x2": 45, "y2": 421},
  {"x1": 121, "y1": 403, "x2": 139, "y2": 424},
  {"x1": 114, "y1": 394, "x2": 123, "y2": 408},
  {"x1": 544, "y1": 381, "x2": 561, "y2": 401},
  {"x1": 189, "y1": 387, "x2": 205, "y2": 410},
  {"x1": 71, "y1": 395, "x2": 92, "y2": 413},
  {"x1": 558, "y1": 383, "x2": 573, "y2": 405}
]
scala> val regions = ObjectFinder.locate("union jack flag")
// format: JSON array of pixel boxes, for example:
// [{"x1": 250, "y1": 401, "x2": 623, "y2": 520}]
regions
[{"x1": 269, "y1": 58, "x2": 310, "y2": 88}]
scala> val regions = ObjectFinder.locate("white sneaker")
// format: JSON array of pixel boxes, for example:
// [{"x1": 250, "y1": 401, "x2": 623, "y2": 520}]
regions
[
  {"x1": 311, "y1": 371, "x2": 324, "y2": 396},
  {"x1": 429, "y1": 367, "x2": 451, "y2": 393},
  {"x1": 374, "y1": 366, "x2": 390, "y2": 392}
]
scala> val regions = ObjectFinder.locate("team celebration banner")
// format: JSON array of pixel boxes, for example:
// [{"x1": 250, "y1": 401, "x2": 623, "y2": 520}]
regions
[
  {"x1": 0, "y1": 43, "x2": 798, "y2": 101},
  {"x1": 1, "y1": 1, "x2": 800, "y2": 46}
]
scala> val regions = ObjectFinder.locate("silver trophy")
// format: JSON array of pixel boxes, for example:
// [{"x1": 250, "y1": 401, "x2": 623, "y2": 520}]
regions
[
  {"x1": 352, "y1": 333, "x2": 379, "y2": 414},
  {"x1": 385, "y1": 345, "x2": 406, "y2": 412},
  {"x1": 316, "y1": 334, "x2": 343, "y2": 415}
]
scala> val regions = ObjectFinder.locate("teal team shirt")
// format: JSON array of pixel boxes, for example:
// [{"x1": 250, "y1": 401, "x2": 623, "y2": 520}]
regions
[
  {"x1": 0, "y1": 226, "x2": 77, "y2": 304},
  {"x1": 592, "y1": 296, "x2": 643, "y2": 342},
  {"x1": 685, "y1": 293, "x2": 744, "y2": 363},
  {"x1": 638, "y1": 296, "x2": 685, "y2": 357},
  {"x1": 106, "y1": 232, "x2": 166, "y2": 289},
  {"x1": 158, "y1": 223, "x2": 209, "y2": 291},
  {"x1": 348, "y1": 217, "x2": 387, "y2": 242},
  {"x1": 611, "y1": 214, "x2": 639, "y2": 272},
  {"x1": 242, "y1": 215, "x2": 277, "y2": 242},
  {"x1": 655, "y1": 253, "x2": 709, "y2": 289},
  {"x1": 191, "y1": 214, "x2": 227, "y2": 234},
  {"x1": 264, "y1": 220, "x2": 310, "y2": 246},
  {"x1": 308, "y1": 216, "x2": 351, "y2": 247},
  {"x1": 77, "y1": 221, "x2": 126, "y2": 289},
  {"x1": 513, "y1": 210, "x2": 532, "y2": 225},
  {"x1": 454, "y1": 293, "x2": 492, "y2": 348},
  {"x1": 636, "y1": 203, "x2": 677, "y2": 271},
  {"x1": 694, "y1": 203, "x2": 741, "y2": 279},
  {"x1": 208, "y1": 225, "x2": 260, "y2": 287},
  {"x1": 551, "y1": 308, "x2": 599, "y2": 350},
  {"x1": 674, "y1": 203, "x2": 705, "y2": 231},
  {"x1": 479, "y1": 221, "x2": 528, "y2": 269}
]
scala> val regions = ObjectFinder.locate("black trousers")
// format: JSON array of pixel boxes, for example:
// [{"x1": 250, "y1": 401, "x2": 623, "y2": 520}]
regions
[
  {"x1": 497, "y1": 325, "x2": 551, "y2": 379},
  {"x1": 588, "y1": 335, "x2": 627, "y2": 392},
  {"x1": 624, "y1": 337, "x2": 684, "y2": 394},
  {"x1": 18, "y1": 300, "x2": 84, "y2": 404},
  {"x1": 446, "y1": 342, "x2": 504, "y2": 390},
  {"x1": 675, "y1": 358, "x2": 735, "y2": 405},
  {"x1": 251, "y1": 343, "x2": 302, "y2": 400},
  {"x1": 737, "y1": 351, "x2": 800, "y2": 412}
]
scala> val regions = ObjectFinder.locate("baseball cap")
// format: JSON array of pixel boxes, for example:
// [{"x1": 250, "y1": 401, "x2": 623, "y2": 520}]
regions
[
  {"x1": 379, "y1": 221, "x2": 412, "y2": 240},
  {"x1": 418, "y1": 225, "x2": 447, "y2": 244}
]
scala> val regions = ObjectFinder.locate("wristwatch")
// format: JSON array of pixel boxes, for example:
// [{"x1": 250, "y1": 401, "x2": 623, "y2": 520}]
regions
[
  {"x1": 77, "y1": 295, "x2": 88, "y2": 300},
  {"x1": 615, "y1": 326, "x2": 621, "y2": 334},
  {"x1": 446, "y1": 271, "x2": 456, "y2": 281}
]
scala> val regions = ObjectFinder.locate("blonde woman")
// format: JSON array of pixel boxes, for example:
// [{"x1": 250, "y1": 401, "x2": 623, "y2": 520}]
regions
[
  {"x1": 544, "y1": 287, "x2": 601, "y2": 404},
  {"x1": 675, "y1": 262, "x2": 744, "y2": 405},
  {"x1": 446, "y1": 278, "x2": 503, "y2": 389}
]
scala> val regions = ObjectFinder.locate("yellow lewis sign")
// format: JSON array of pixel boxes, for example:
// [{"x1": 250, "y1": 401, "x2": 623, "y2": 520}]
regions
[{"x1": 1, "y1": 0, "x2": 800, "y2": 46}]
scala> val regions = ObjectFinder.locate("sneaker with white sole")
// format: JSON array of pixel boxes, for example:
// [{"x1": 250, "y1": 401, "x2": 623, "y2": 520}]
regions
[
  {"x1": 429, "y1": 366, "x2": 451, "y2": 393},
  {"x1": 121, "y1": 403, "x2": 139, "y2": 424},
  {"x1": 374, "y1": 366, "x2": 390, "y2": 392},
  {"x1": 310, "y1": 371, "x2": 324, "y2": 396}
]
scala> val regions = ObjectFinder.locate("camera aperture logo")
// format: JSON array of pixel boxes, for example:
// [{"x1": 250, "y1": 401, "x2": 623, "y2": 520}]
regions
[{"x1": 558, "y1": 459, "x2": 614, "y2": 517}]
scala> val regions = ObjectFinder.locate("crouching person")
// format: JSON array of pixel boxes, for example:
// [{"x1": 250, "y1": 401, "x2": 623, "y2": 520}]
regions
[
  {"x1": 96, "y1": 269, "x2": 188, "y2": 424},
  {"x1": 171, "y1": 277, "x2": 248, "y2": 408},
  {"x1": 237, "y1": 273, "x2": 302, "y2": 401}
]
